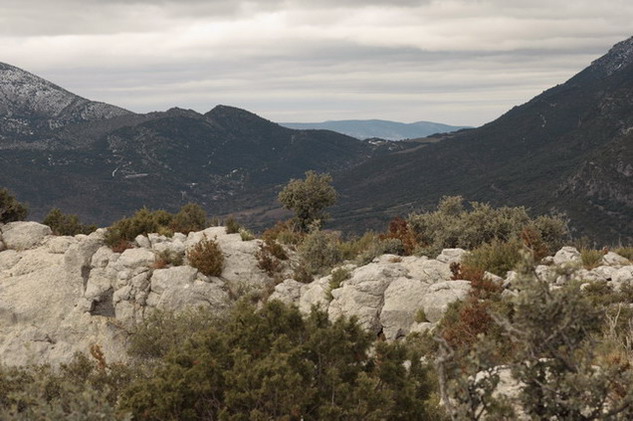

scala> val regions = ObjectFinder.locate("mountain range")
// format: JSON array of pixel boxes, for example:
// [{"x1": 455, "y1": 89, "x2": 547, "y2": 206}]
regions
[
  {"x1": 1, "y1": 36, "x2": 633, "y2": 243},
  {"x1": 280, "y1": 120, "x2": 469, "y2": 140}
]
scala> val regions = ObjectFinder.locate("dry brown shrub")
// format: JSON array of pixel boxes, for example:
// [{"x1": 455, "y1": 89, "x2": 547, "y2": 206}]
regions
[{"x1": 187, "y1": 236, "x2": 224, "y2": 277}]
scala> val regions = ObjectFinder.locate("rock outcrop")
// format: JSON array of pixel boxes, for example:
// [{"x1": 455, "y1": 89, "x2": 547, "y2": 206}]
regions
[{"x1": 1, "y1": 222, "x2": 632, "y2": 368}]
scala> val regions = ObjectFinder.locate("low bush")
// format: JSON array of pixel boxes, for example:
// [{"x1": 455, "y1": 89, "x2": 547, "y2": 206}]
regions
[
  {"x1": 407, "y1": 196, "x2": 569, "y2": 256},
  {"x1": 615, "y1": 247, "x2": 633, "y2": 261},
  {"x1": 224, "y1": 216, "x2": 240, "y2": 234},
  {"x1": 460, "y1": 238, "x2": 523, "y2": 277},
  {"x1": 43, "y1": 208, "x2": 97, "y2": 236},
  {"x1": 256, "y1": 243, "x2": 283, "y2": 276},
  {"x1": 169, "y1": 203, "x2": 207, "y2": 234},
  {"x1": 187, "y1": 235, "x2": 224, "y2": 277},
  {"x1": 581, "y1": 248, "x2": 605, "y2": 269},
  {"x1": 380, "y1": 216, "x2": 419, "y2": 256},
  {"x1": 0, "y1": 188, "x2": 28, "y2": 224},
  {"x1": 120, "y1": 300, "x2": 443, "y2": 420},
  {"x1": 262, "y1": 220, "x2": 304, "y2": 246},
  {"x1": 298, "y1": 229, "x2": 342, "y2": 274},
  {"x1": 104, "y1": 208, "x2": 173, "y2": 248},
  {"x1": 238, "y1": 227, "x2": 254, "y2": 241},
  {"x1": 105, "y1": 204, "x2": 211, "y2": 249},
  {"x1": 338, "y1": 231, "x2": 381, "y2": 261}
]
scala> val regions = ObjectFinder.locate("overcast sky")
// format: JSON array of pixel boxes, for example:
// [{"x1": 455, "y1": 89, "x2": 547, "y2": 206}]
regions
[{"x1": 1, "y1": 0, "x2": 632, "y2": 126}]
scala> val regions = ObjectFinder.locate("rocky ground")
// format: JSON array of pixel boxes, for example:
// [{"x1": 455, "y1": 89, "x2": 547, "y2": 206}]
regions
[{"x1": 0, "y1": 221, "x2": 631, "y2": 367}]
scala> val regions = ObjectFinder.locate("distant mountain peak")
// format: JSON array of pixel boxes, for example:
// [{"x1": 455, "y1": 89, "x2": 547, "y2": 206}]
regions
[
  {"x1": 0, "y1": 62, "x2": 130, "y2": 123},
  {"x1": 589, "y1": 36, "x2": 633, "y2": 77}
]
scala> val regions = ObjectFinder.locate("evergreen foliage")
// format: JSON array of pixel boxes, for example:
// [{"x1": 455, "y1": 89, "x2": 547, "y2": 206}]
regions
[
  {"x1": 278, "y1": 171, "x2": 337, "y2": 232},
  {"x1": 408, "y1": 196, "x2": 569, "y2": 256},
  {"x1": 121, "y1": 300, "x2": 443, "y2": 420},
  {"x1": 0, "y1": 188, "x2": 28, "y2": 224},
  {"x1": 43, "y1": 208, "x2": 97, "y2": 236}
]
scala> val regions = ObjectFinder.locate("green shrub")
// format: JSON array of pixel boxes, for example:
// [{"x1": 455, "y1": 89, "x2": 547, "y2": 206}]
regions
[
  {"x1": 408, "y1": 196, "x2": 569, "y2": 256},
  {"x1": 298, "y1": 229, "x2": 342, "y2": 274},
  {"x1": 278, "y1": 171, "x2": 337, "y2": 232},
  {"x1": 615, "y1": 247, "x2": 633, "y2": 261},
  {"x1": 437, "y1": 254, "x2": 633, "y2": 420},
  {"x1": 238, "y1": 227, "x2": 254, "y2": 241},
  {"x1": 0, "y1": 351, "x2": 134, "y2": 420},
  {"x1": 120, "y1": 301, "x2": 442, "y2": 420},
  {"x1": 356, "y1": 237, "x2": 404, "y2": 265},
  {"x1": 0, "y1": 188, "x2": 27, "y2": 224},
  {"x1": 170, "y1": 203, "x2": 207, "y2": 234},
  {"x1": 104, "y1": 208, "x2": 174, "y2": 248},
  {"x1": 414, "y1": 308, "x2": 428, "y2": 323},
  {"x1": 580, "y1": 248, "x2": 605, "y2": 269},
  {"x1": 461, "y1": 239, "x2": 523, "y2": 277},
  {"x1": 224, "y1": 216, "x2": 240, "y2": 234},
  {"x1": 187, "y1": 235, "x2": 224, "y2": 277},
  {"x1": 153, "y1": 250, "x2": 183, "y2": 268},
  {"x1": 339, "y1": 231, "x2": 380, "y2": 261},
  {"x1": 263, "y1": 220, "x2": 304, "y2": 246},
  {"x1": 292, "y1": 264, "x2": 313, "y2": 284},
  {"x1": 43, "y1": 208, "x2": 97, "y2": 236}
]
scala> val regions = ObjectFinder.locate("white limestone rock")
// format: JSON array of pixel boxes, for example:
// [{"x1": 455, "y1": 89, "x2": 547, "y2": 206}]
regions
[
  {"x1": 157, "y1": 280, "x2": 230, "y2": 313},
  {"x1": 299, "y1": 277, "x2": 331, "y2": 314},
  {"x1": 328, "y1": 263, "x2": 406, "y2": 334},
  {"x1": 150, "y1": 266, "x2": 198, "y2": 295},
  {"x1": 46, "y1": 236, "x2": 76, "y2": 254},
  {"x1": 90, "y1": 246, "x2": 119, "y2": 269},
  {"x1": 1, "y1": 221, "x2": 52, "y2": 250},
  {"x1": 84, "y1": 268, "x2": 114, "y2": 301},
  {"x1": 553, "y1": 246, "x2": 582, "y2": 266},
  {"x1": 380, "y1": 277, "x2": 430, "y2": 340},
  {"x1": 611, "y1": 266, "x2": 633, "y2": 291},
  {"x1": 269, "y1": 279, "x2": 304, "y2": 305},
  {"x1": 135, "y1": 234, "x2": 151, "y2": 249},
  {"x1": 114, "y1": 248, "x2": 155, "y2": 271},
  {"x1": 0, "y1": 249, "x2": 21, "y2": 271},
  {"x1": 602, "y1": 252, "x2": 631, "y2": 267},
  {"x1": 420, "y1": 281, "x2": 471, "y2": 323},
  {"x1": 436, "y1": 248, "x2": 468, "y2": 265},
  {"x1": 64, "y1": 237, "x2": 103, "y2": 281}
]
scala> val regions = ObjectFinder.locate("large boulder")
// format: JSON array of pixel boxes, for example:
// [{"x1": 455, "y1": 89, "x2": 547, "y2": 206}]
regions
[
  {"x1": 114, "y1": 248, "x2": 156, "y2": 272},
  {"x1": 150, "y1": 266, "x2": 199, "y2": 295},
  {"x1": 380, "y1": 277, "x2": 430, "y2": 340},
  {"x1": 1, "y1": 222, "x2": 51, "y2": 250},
  {"x1": 602, "y1": 252, "x2": 631, "y2": 267},
  {"x1": 420, "y1": 281, "x2": 471, "y2": 323},
  {"x1": 328, "y1": 262, "x2": 407, "y2": 334},
  {"x1": 553, "y1": 246, "x2": 582, "y2": 266},
  {"x1": 270, "y1": 279, "x2": 304, "y2": 305}
]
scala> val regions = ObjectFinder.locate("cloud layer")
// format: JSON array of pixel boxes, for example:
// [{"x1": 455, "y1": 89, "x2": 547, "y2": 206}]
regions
[{"x1": 1, "y1": 0, "x2": 632, "y2": 125}]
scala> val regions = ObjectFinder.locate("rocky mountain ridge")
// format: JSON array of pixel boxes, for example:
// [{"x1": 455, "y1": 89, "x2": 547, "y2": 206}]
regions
[
  {"x1": 1, "y1": 220, "x2": 631, "y2": 367},
  {"x1": 334, "y1": 36, "x2": 633, "y2": 243}
]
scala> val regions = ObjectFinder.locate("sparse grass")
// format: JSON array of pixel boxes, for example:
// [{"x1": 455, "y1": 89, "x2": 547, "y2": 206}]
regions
[
  {"x1": 225, "y1": 216, "x2": 241, "y2": 234},
  {"x1": 615, "y1": 247, "x2": 633, "y2": 261},
  {"x1": 581, "y1": 248, "x2": 605, "y2": 269}
]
